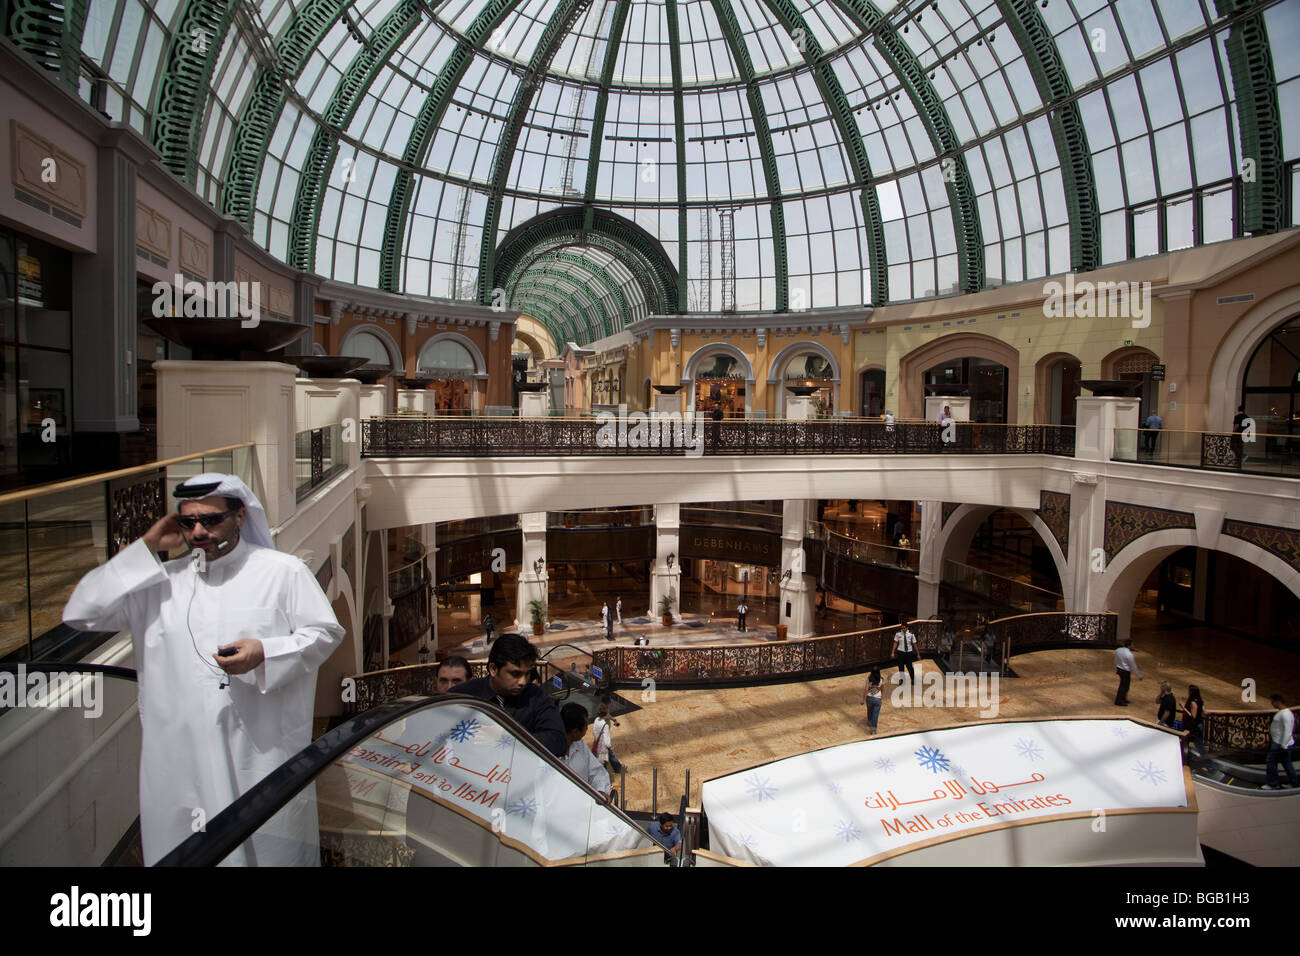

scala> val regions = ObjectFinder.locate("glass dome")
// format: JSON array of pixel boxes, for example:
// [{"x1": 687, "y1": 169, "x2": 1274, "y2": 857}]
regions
[{"x1": 63, "y1": 0, "x2": 1300, "y2": 346}]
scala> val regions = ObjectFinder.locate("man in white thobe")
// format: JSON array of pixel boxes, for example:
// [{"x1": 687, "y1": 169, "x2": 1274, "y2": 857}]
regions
[{"x1": 63, "y1": 474, "x2": 344, "y2": 865}]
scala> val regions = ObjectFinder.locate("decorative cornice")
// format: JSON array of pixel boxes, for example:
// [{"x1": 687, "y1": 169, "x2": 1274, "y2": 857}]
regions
[{"x1": 1071, "y1": 473, "x2": 1099, "y2": 485}]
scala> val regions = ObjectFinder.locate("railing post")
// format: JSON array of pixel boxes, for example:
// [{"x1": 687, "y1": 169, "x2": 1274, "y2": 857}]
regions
[{"x1": 652, "y1": 768, "x2": 658, "y2": 816}]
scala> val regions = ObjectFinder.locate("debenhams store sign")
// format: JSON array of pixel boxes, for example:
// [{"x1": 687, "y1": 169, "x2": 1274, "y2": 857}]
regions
[{"x1": 680, "y1": 526, "x2": 780, "y2": 565}]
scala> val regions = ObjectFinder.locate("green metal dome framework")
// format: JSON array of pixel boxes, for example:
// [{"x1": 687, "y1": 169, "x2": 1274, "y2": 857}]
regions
[{"x1": 6, "y1": 0, "x2": 1298, "y2": 349}]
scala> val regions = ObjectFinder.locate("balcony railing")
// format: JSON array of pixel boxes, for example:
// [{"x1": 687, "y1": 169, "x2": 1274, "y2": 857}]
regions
[
  {"x1": 1114, "y1": 428, "x2": 1300, "y2": 478},
  {"x1": 820, "y1": 525, "x2": 917, "y2": 572},
  {"x1": 388, "y1": 552, "x2": 429, "y2": 597},
  {"x1": 990, "y1": 611, "x2": 1118, "y2": 654},
  {"x1": 590, "y1": 619, "x2": 942, "y2": 686},
  {"x1": 1202, "y1": 706, "x2": 1300, "y2": 755},
  {"x1": 294, "y1": 423, "x2": 345, "y2": 500},
  {"x1": 0, "y1": 442, "x2": 256, "y2": 662},
  {"x1": 942, "y1": 560, "x2": 1063, "y2": 613},
  {"x1": 362, "y1": 417, "x2": 1077, "y2": 458}
]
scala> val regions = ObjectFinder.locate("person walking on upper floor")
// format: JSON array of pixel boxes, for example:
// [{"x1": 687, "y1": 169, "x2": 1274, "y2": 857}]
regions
[
  {"x1": 1114, "y1": 638, "x2": 1142, "y2": 706},
  {"x1": 1143, "y1": 409, "x2": 1163, "y2": 456},
  {"x1": 893, "y1": 622, "x2": 918, "y2": 683}
]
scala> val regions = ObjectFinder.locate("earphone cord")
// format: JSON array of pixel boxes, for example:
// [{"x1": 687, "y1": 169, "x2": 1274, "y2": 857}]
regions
[{"x1": 187, "y1": 570, "x2": 229, "y2": 688}]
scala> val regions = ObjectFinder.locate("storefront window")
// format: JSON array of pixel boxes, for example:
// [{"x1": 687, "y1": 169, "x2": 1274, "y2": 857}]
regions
[
  {"x1": 694, "y1": 355, "x2": 745, "y2": 418},
  {"x1": 0, "y1": 228, "x2": 74, "y2": 482}
]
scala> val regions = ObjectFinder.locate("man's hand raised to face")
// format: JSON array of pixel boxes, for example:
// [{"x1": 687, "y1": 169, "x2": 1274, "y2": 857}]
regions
[
  {"x1": 142, "y1": 513, "x2": 188, "y2": 554},
  {"x1": 215, "y1": 639, "x2": 265, "y2": 675}
]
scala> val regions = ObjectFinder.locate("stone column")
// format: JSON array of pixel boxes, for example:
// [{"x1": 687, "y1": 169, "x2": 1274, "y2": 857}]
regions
[
  {"x1": 1074, "y1": 395, "x2": 1140, "y2": 463},
  {"x1": 650, "y1": 503, "x2": 682, "y2": 620},
  {"x1": 515, "y1": 512, "x2": 548, "y2": 633},
  {"x1": 154, "y1": 360, "x2": 299, "y2": 529},
  {"x1": 519, "y1": 389, "x2": 549, "y2": 418},
  {"x1": 780, "y1": 499, "x2": 817, "y2": 638},
  {"x1": 785, "y1": 394, "x2": 817, "y2": 421},
  {"x1": 72, "y1": 128, "x2": 149, "y2": 434},
  {"x1": 916, "y1": 499, "x2": 943, "y2": 618}
]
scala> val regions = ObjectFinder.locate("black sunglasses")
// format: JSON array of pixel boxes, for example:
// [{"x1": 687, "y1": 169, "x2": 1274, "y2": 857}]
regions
[{"x1": 177, "y1": 510, "x2": 237, "y2": 530}]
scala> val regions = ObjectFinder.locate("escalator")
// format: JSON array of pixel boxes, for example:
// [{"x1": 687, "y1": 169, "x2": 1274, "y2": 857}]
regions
[
  {"x1": 1, "y1": 662, "x2": 662, "y2": 867},
  {"x1": 159, "y1": 694, "x2": 662, "y2": 866}
]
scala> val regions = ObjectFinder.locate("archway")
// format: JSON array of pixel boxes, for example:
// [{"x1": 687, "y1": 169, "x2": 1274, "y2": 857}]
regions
[
  {"x1": 898, "y1": 333, "x2": 1020, "y2": 423},
  {"x1": 1240, "y1": 313, "x2": 1300, "y2": 436},
  {"x1": 416, "y1": 334, "x2": 487, "y2": 414},
  {"x1": 341, "y1": 325, "x2": 404, "y2": 372},
  {"x1": 1097, "y1": 529, "x2": 1300, "y2": 641},
  {"x1": 1207, "y1": 284, "x2": 1300, "y2": 430},
  {"x1": 1035, "y1": 352, "x2": 1082, "y2": 425},
  {"x1": 683, "y1": 343, "x2": 755, "y2": 418},
  {"x1": 859, "y1": 367, "x2": 886, "y2": 418},
  {"x1": 1100, "y1": 345, "x2": 1160, "y2": 420},
  {"x1": 767, "y1": 341, "x2": 842, "y2": 418},
  {"x1": 935, "y1": 503, "x2": 1070, "y2": 608}
]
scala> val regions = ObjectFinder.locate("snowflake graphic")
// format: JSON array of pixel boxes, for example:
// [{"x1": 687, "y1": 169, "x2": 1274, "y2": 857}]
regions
[
  {"x1": 506, "y1": 797, "x2": 538, "y2": 818},
  {"x1": 834, "y1": 819, "x2": 862, "y2": 843},
  {"x1": 447, "y1": 718, "x2": 482, "y2": 743},
  {"x1": 950, "y1": 763, "x2": 968, "y2": 779},
  {"x1": 1112, "y1": 726, "x2": 1129, "y2": 738},
  {"x1": 495, "y1": 733, "x2": 515, "y2": 751},
  {"x1": 874, "y1": 757, "x2": 897, "y2": 774},
  {"x1": 1132, "y1": 761, "x2": 1167, "y2": 786},
  {"x1": 600, "y1": 820, "x2": 626, "y2": 841},
  {"x1": 826, "y1": 781, "x2": 844, "y2": 795},
  {"x1": 914, "y1": 745, "x2": 951, "y2": 774},
  {"x1": 745, "y1": 773, "x2": 779, "y2": 802},
  {"x1": 737, "y1": 832, "x2": 759, "y2": 850},
  {"x1": 1014, "y1": 738, "x2": 1045, "y2": 762}
]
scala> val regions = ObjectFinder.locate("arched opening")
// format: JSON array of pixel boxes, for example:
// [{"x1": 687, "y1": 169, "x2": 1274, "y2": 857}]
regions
[
  {"x1": 940, "y1": 507, "x2": 1065, "y2": 630},
  {"x1": 923, "y1": 357, "x2": 1009, "y2": 423},
  {"x1": 1035, "y1": 352, "x2": 1082, "y2": 425},
  {"x1": 779, "y1": 351, "x2": 836, "y2": 416},
  {"x1": 417, "y1": 337, "x2": 478, "y2": 414},
  {"x1": 860, "y1": 367, "x2": 885, "y2": 418},
  {"x1": 1241, "y1": 314, "x2": 1300, "y2": 437},
  {"x1": 898, "y1": 333, "x2": 1020, "y2": 422},
  {"x1": 1101, "y1": 345, "x2": 1160, "y2": 421},
  {"x1": 341, "y1": 327, "x2": 399, "y2": 370},
  {"x1": 694, "y1": 354, "x2": 744, "y2": 418}
]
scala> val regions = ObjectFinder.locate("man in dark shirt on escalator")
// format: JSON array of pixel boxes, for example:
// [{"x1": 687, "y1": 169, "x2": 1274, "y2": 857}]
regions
[{"x1": 451, "y1": 633, "x2": 567, "y2": 758}]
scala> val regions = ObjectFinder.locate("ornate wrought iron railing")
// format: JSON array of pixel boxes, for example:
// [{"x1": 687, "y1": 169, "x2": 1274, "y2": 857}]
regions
[
  {"x1": 0, "y1": 441, "x2": 256, "y2": 662},
  {"x1": 989, "y1": 611, "x2": 1118, "y2": 655},
  {"x1": 388, "y1": 583, "x2": 431, "y2": 654},
  {"x1": 361, "y1": 417, "x2": 1077, "y2": 458},
  {"x1": 589, "y1": 620, "x2": 942, "y2": 687},
  {"x1": 1202, "y1": 706, "x2": 1300, "y2": 755},
  {"x1": 294, "y1": 423, "x2": 346, "y2": 500}
]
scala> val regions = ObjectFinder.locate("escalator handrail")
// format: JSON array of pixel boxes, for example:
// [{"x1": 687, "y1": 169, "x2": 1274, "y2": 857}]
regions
[
  {"x1": 156, "y1": 692, "x2": 652, "y2": 866},
  {"x1": 0, "y1": 660, "x2": 138, "y2": 683}
]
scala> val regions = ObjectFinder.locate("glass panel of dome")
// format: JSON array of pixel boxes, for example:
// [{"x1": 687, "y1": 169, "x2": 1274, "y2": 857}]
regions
[
  {"x1": 884, "y1": 218, "x2": 908, "y2": 262},
  {"x1": 1093, "y1": 147, "x2": 1123, "y2": 212},
  {"x1": 1055, "y1": 26, "x2": 1097, "y2": 89},
  {"x1": 1041, "y1": 169, "x2": 1067, "y2": 227},
  {"x1": 1003, "y1": 235, "x2": 1022, "y2": 283},
  {"x1": 1082, "y1": 8, "x2": 1127, "y2": 77},
  {"x1": 1018, "y1": 181, "x2": 1044, "y2": 233},
  {"x1": 1176, "y1": 43, "x2": 1224, "y2": 116},
  {"x1": 1108, "y1": 75, "x2": 1145, "y2": 142},
  {"x1": 1122, "y1": 136, "x2": 1156, "y2": 204},
  {"x1": 1165, "y1": 195, "x2": 1194, "y2": 252},
  {"x1": 1281, "y1": 83, "x2": 1300, "y2": 163},
  {"x1": 908, "y1": 212, "x2": 935, "y2": 260},
  {"x1": 1154, "y1": 124, "x2": 1191, "y2": 194},
  {"x1": 1115, "y1": 0, "x2": 1166, "y2": 59},
  {"x1": 107, "y1": 0, "x2": 142, "y2": 85},
  {"x1": 931, "y1": 209, "x2": 957, "y2": 257},
  {"x1": 997, "y1": 185, "x2": 1022, "y2": 239}
]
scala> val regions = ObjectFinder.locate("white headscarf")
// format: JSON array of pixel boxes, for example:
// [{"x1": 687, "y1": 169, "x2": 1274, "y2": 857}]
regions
[{"x1": 173, "y1": 473, "x2": 274, "y2": 549}]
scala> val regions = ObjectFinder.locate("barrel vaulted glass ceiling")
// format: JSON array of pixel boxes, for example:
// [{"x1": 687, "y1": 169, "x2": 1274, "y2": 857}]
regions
[{"x1": 21, "y1": 0, "x2": 1300, "y2": 345}]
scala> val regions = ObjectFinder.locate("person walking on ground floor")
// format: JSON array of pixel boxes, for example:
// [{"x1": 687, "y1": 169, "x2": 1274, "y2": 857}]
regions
[
  {"x1": 863, "y1": 669, "x2": 883, "y2": 735},
  {"x1": 1114, "y1": 638, "x2": 1141, "y2": 706},
  {"x1": 736, "y1": 602, "x2": 748, "y2": 632},
  {"x1": 616, "y1": 596, "x2": 622, "y2": 625},
  {"x1": 1263, "y1": 694, "x2": 1298, "y2": 790},
  {"x1": 893, "y1": 622, "x2": 917, "y2": 682}
]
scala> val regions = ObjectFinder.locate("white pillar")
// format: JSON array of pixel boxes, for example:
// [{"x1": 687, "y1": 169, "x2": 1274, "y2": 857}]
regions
[
  {"x1": 1074, "y1": 395, "x2": 1140, "y2": 463},
  {"x1": 916, "y1": 499, "x2": 942, "y2": 618},
  {"x1": 519, "y1": 390, "x2": 549, "y2": 418},
  {"x1": 650, "y1": 503, "x2": 682, "y2": 620},
  {"x1": 515, "y1": 512, "x2": 548, "y2": 632},
  {"x1": 780, "y1": 499, "x2": 817, "y2": 638},
  {"x1": 785, "y1": 394, "x2": 817, "y2": 421},
  {"x1": 652, "y1": 390, "x2": 682, "y2": 415},
  {"x1": 154, "y1": 360, "x2": 299, "y2": 530}
]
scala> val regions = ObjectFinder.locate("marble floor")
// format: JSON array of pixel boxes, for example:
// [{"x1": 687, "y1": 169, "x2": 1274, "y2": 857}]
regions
[{"x1": 605, "y1": 625, "x2": 1300, "y2": 813}]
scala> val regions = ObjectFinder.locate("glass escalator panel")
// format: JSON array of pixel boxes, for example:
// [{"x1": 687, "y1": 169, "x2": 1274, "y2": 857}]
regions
[{"x1": 164, "y1": 697, "x2": 660, "y2": 867}]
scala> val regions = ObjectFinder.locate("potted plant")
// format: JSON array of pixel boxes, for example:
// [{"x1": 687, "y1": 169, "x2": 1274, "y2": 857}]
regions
[
  {"x1": 528, "y1": 599, "x2": 547, "y2": 637},
  {"x1": 658, "y1": 594, "x2": 675, "y2": 627}
]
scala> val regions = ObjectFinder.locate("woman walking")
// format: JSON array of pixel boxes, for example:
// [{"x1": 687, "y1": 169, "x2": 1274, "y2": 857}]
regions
[{"x1": 863, "y1": 669, "x2": 883, "y2": 735}]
